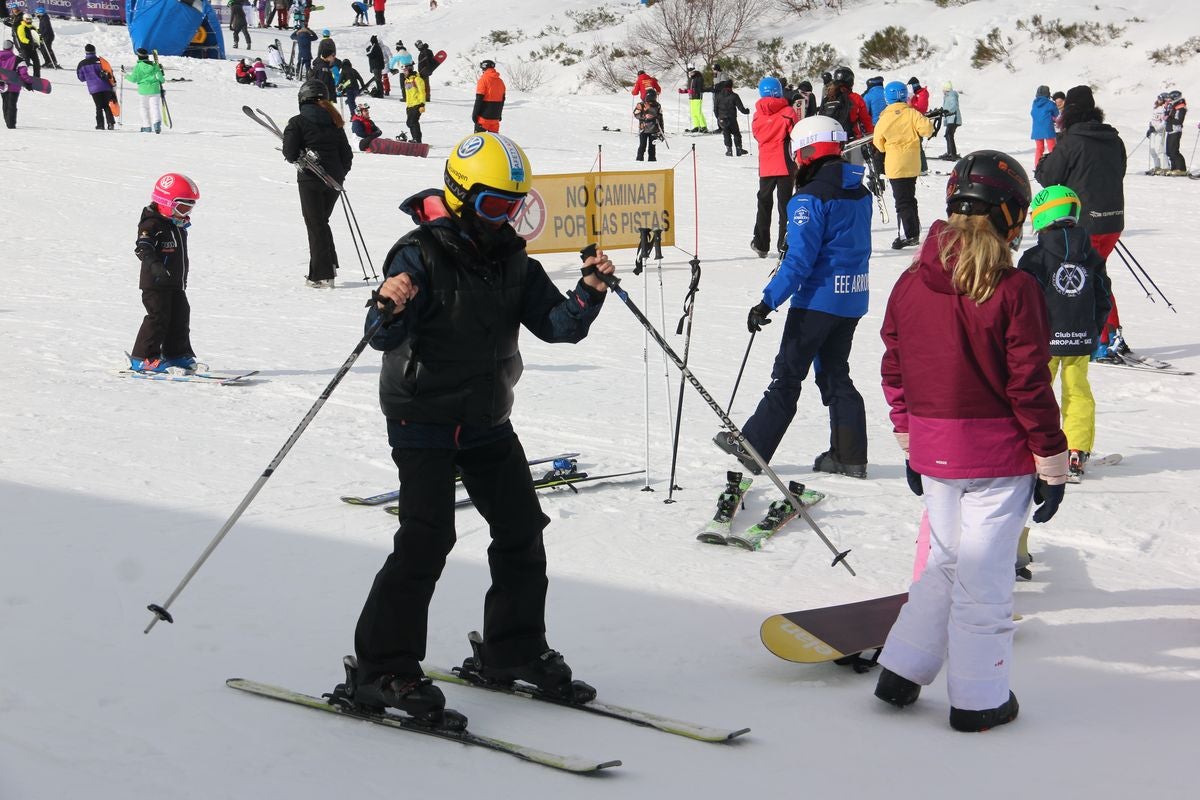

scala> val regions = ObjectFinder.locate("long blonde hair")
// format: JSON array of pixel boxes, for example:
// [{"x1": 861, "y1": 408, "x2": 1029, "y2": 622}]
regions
[{"x1": 930, "y1": 214, "x2": 1013, "y2": 304}]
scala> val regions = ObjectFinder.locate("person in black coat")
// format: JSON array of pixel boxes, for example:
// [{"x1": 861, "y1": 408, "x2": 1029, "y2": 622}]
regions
[
  {"x1": 308, "y1": 52, "x2": 338, "y2": 106},
  {"x1": 228, "y1": 1, "x2": 250, "y2": 50},
  {"x1": 713, "y1": 80, "x2": 749, "y2": 156},
  {"x1": 415, "y1": 39, "x2": 435, "y2": 100},
  {"x1": 282, "y1": 82, "x2": 353, "y2": 287},
  {"x1": 365, "y1": 35, "x2": 385, "y2": 98}
]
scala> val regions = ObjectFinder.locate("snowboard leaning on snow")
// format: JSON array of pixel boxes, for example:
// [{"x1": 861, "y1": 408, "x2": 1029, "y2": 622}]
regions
[{"x1": 760, "y1": 593, "x2": 908, "y2": 665}]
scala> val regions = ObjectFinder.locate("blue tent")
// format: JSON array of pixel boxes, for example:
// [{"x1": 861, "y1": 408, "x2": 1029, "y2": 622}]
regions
[{"x1": 127, "y1": 0, "x2": 226, "y2": 60}]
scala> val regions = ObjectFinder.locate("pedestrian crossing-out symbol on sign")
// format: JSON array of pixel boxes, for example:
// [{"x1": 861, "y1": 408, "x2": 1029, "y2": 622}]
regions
[{"x1": 512, "y1": 189, "x2": 546, "y2": 241}]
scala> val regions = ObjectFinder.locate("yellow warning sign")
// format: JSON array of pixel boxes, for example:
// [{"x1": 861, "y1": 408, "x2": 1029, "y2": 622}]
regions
[{"x1": 516, "y1": 169, "x2": 675, "y2": 255}]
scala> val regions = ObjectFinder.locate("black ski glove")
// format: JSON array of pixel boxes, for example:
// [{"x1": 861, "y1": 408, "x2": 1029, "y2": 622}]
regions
[
  {"x1": 1145, "y1": 127, "x2": 1153, "y2": 138},
  {"x1": 1031, "y1": 478, "x2": 1065, "y2": 523},
  {"x1": 747, "y1": 302, "x2": 772, "y2": 333},
  {"x1": 905, "y1": 460, "x2": 923, "y2": 496},
  {"x1": 151, "y1": 262, "x2": 170, "y2": 283}
]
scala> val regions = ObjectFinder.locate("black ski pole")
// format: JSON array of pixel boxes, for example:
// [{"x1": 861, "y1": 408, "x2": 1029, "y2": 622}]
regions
[
  {"x1": 1115, "y1": 239, "x2": 1175, "y2": 312},
  {"x1": 338, "y1": 193, "x2": 370, "y2": 281},
  {"x1": 580, "y1": 245, "x2": 855, "y2": 575},
  {"x1": 341, "y1": 190, "x2": 378, "y2": 280},
  {"x1": 665, "y1": 249, "x2": 700, "y2": 503},
  {"x1": 726, "y1": 330, "x2": 756, "y2": 411},
  {"x1": 1109, "y1": 242, "x2": 1153, "y2": 302},
  {"x1": 144, "y1": 298, "x2": 394, "y2": 633}
]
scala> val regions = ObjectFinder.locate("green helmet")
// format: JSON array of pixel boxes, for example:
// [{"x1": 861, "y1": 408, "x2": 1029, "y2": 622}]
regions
[{"x1": 1030, "y1": 185, "x2": 1081, "y2": 232}]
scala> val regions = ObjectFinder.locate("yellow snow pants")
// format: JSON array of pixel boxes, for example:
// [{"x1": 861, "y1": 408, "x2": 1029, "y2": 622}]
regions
[
  {"x1": 1049, "y1": 355, "x2": 1095, "y2": 451},
  {"x1": 689, "y1": 98, "x2": 707, "y2": 131}
]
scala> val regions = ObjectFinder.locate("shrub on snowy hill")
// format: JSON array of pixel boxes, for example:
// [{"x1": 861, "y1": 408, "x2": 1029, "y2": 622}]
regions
[
  {"x1": 858, "y1": 25, "x2": 934, "y2": 70},
  {"x1": 1147, "y1": 34, "x2": 1200, "y2": 66},
  {"x1": 971, "y1": 27, "x2": 1013, "y2": 71},
  {"x1": 625, "y1": 0, "x2": 766, "y2": 74},
  {"x1": 1015, "y1": 15, "x2": 1129, "y2": 59},
  {"x1": 722, "y1": 38, "x2": 845, "y2": 88}
]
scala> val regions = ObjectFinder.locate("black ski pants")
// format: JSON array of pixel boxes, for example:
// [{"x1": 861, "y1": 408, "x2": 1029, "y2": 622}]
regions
[
  {"x1": 636, "y1": 132, "x2": 656, "y2": 161},
  {"x1": 741, "y1": 307, "x2": 867, "y2": 467},
  {"x1": 18, "y1": 43, "x2": 39, "y2": 78},
  {"x1": 375, "y1": 10, "x2": 385, "y2": 24},
  {"x1": 132, "y1": 288, "x2": 194, "y2": 361},
  {"x1": 890, "y1": 176, "x2": 920, "y2": 239},
  {"x1": 354, "y1": 434, "x2": 552, "y2": 682},
  {"x1": 297, "y1": 178, "x2": 339, "y2": 281},
  {"x1": 90, "y1": 91, "x2": 116, "y2": 128},
  {"x1": 943, "y1": 123, "x2": 959, "y2": 158},
  {"x1": 753, "y1": 175, "x2": 792, "y2": 253},
  {"x1": 1, "y1": 92, "x2": 18, "y2": 129},
  {"x1": 720, "y1": 116, "x2": 742, "y2": 151},
  {"x1": 1166, "y1": 130, "x2": 1186, "y2": 171},
  {"x1": 405, "y1": 105, "x2": 422, "y2": 143}
]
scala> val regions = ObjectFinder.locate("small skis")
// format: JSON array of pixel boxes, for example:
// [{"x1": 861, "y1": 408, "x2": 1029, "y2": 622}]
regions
[
  {"x1": 341, "y1": 453, "x2": 581, "y2": 505},
  {"x1": 383, "y1": 467, "x2": 646, "y2": 514},
  {"x1": 117, "y1": 369, "x2": 259, "y2": 385},
  {"x1": 226, "y1": 678, "x2": 620, "y2": 773},
  {"x1": 1094, "y1": 352, "x2": 1192, "y2": 376},
  {"x1": 1067, "y1": 452, "x2": 1123, "y2": 484},
  {"x1": 727, "y1": 480, "x2": 826, "y2": 551},
  {"x1": 696, "y1": 471, "x2": 754, "y2": 544}
]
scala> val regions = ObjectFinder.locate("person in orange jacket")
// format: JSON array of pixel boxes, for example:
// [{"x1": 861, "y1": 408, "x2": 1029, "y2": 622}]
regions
[
  {"x1": 473, "y1": 59, "x2": 505, "y2": 133},
  {"x1": 631, "y1": 69, "x2": 660, "y2": 101}
]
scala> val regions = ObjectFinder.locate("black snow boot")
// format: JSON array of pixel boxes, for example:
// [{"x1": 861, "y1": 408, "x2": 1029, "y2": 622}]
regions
[
  {"x1": 460, "y1": 631, "x2": 597, "y2": 703},
  {"x1": 331, "y1": 656, "x2": 467, "y2": 730},
  {"x1": 874, "y1": 668, "x2": 921, "y2": 707},
  {"x1": 949, "y1": 691, "x2": 1019, "y2": 732},
  {"x1": 713, "y1": 431, "x2": 762, "y2": 475},
  {"x1": 813, "y1": 450, "x2": 867, "y2": 479}
]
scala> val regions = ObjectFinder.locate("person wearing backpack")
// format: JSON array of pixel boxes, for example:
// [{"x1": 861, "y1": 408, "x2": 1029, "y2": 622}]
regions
[
  {"x1": 714, "y1": 79, "x2": 749, "y2": 156},
  {"x1": 874, "y1": 81, "x2": 933, "y2": 249},
  {"x1": 750, "y1": 75, "x2": 798, "y2": 257},
  {"x1": 818, "y1": 66, "x2": 872, "y2": 143},
  {"x1": 633, "y1": 87, "x2": 664, "y2": 162},
  {"x1": 76, "y1": 43, "x2": 117, "y2": 130}
]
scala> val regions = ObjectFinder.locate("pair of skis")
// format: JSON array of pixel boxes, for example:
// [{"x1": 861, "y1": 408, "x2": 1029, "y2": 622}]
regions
[
  {"x1": 117, "y1": 368, "x2": 259, "y2": 386},
  {"x1": 697, "y1": 471, "x2": 825, "y2": 551},
  {"x1": 339, "y1": 452, "x2": 581, "y2": 505},
  {"x1": 229, "y1": 642, "x2": 749, "y2": 774},
  {"x1": 1093, "y1": 350, "x2": 1192, "y2": 376}
]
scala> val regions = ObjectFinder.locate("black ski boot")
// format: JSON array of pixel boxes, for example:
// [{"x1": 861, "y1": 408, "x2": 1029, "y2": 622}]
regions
[
  {"x1": 874, "y1": 668, "x2": 921, "y2": 707},
  {"x1": 813, "y1": 450, "x2": 867, "y2": 479},
  {"x1": 949, "y1": 691, "x2": 1019, "y2": 732},
  {"x1": 329, "y1": 655, "x2": 468, "y2": 730},
  {"x1": 713, "y1": 431, "x2": 762, "y2": 474},
  {"x1": 459, "y1": 631, "x2": 597, "y2": 703}
]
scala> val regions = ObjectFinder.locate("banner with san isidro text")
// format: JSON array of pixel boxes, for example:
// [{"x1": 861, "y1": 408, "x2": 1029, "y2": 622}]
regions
[{"x1": 514, "y1": 170, "x2": 675, "y2": 255}]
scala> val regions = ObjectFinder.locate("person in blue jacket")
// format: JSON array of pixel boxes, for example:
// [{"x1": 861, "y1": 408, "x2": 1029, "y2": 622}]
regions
[
  {"x1": 1030, "y1": 85, "x2": 1058, "y2": 165},
  {"x1": 290, "y1": 23, "x2": 318, "y2": 81},
  {"x1": 862, "y1": 75, "x2": 887, "y2": 123},
  {"x1": 713, "y1": 115, "x2": 872, "y2": 479}
]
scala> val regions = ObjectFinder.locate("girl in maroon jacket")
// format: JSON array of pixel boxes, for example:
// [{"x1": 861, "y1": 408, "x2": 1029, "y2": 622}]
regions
[{"x1": 873, "y1": 150, "x2": 1068, "y2": 733}]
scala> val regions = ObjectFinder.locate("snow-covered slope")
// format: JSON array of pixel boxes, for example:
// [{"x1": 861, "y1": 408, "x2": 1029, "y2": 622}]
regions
[{"x1": 1, "y1": 1, "x2": 1197, "y2": 797}]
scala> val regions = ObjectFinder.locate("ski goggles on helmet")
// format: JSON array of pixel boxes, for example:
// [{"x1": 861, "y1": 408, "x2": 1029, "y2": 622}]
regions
[
  {"x1": 170, "y1": 200, "x2": 196, "y2": 224},
  {"x1": 472, "y1": 189, "x2": 527, "y2": 223}
]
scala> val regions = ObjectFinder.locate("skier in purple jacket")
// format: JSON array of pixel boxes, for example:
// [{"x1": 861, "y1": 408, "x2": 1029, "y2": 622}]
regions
[
  {"x1": 0, "y1": 39, "x2": 33, "y2": 129},
  {"x1": 76, "y1": 43, "x2": 116, "y2": 130}
]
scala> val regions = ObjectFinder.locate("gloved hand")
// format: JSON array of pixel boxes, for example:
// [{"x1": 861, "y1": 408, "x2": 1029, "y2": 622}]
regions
[
  {"x1": 150, "y1": 262, "x2": 171, "y2": 283},
  {"x1": 746, "y1": 302, "x2": 772, "y2": 333},
  {"x1": 1146, "y1": 127, "x2": 1153, "y2": 138},
  {"x1": 905, "y1": 460, "x2": 923, "y2": 496},
  {"x1": 678, "y1": 88, "x2": 687, "y2": 94},
  {"x1": 1032, "y1": 478, "x2": 1065, "y2": 523},
  {"x1": 473, "y1": 123, "x2": 484, "y2": 132}
]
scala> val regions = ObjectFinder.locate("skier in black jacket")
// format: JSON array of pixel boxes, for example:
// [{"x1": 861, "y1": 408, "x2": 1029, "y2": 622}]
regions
[
  {"x1": 415, "y1": 39, "x2": 435, "y2": 100},
  {"x1": 1162, "y1": 90, "x2": 1187, "y2": 174},
  {"x1": 713, "y1": 79, "x2": 749, "y2": 156},
  {"x1": 342, "y1": 131, "x2": 615, "y2": 728},
  {"x1": 308, "y1": 52, "x2": 338, "y2": 104},
  {"x1": 282, "y1": 81, "x2": 353, "y2": 287},
  {"x1": 365, "y1": 36, "x2": 385, "y2": 97}
]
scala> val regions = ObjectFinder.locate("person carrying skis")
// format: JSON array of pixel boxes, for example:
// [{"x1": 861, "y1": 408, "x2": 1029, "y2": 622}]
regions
[
  {"x1": 1162, "y1": 89, "x2": 1188, "y2": 175},
  {"x1": 472, "y1": 59, "x2": 505, "y2": 133},
  {"x1": 631, "y1": 68, "x2": 660, "y2": 101},
  {"x1": 1146, "y1": 92, "x2": 1169, "y2": 175},
  {"x1": 750, "y1": 75, "x2": 797, "y2": 258},
  {"x1": 633, "y1": 87, "x2": 663, "y2": 162},
  {"x1": 714, "y1": 79, "x2": 749, "y2": 157},
  {"x1": 713, "y1": 115, "x2": 872, "y2": 480},
  {"x1": 874, "y1": 150, "x2": 1068, "y2": 733},
  {"x1": 124, "y1": 48, "x2": 165, "y2": 134},
  {"x1": 401, "y1": 63, "x2": 425, "y2": 143},
  {"x1": 0, "y1": 38, "x2": 33, "y2": 129},
  {"x1": 679, "y1": 64, "x2": 708, "y2": 133},
  {"x1": 33, "y1": 7, "x2": 58, "y2": 69},
  {"x1": 938, "y1": 81, "x2": 961, "y2": 161},
  {"x1": 228, "y1": 0, "x2": 251, "y2": 49},
  {"x1": 1018, "y1": 185, "x2": 1112, "y2": 482},
  {"x1": 290, "y1": 23, "x2": 317, "y2": 81},
  {"x1": 13, "y1": 12, "x2": 38, "y2": 78},
  {"x1": 341, "y1": 131, "x2": 614, "y2": 728},
  {"x1": 874, "y1": 81, "x2": 934, "y2": 249},
  {"x1": 1035, "y1": 85, "x2": 1128, "y2": 356},
  {"x1": 350, "y1": 101, "x2": 381, "y2": 150},
  {"x1": 76, "y1": 43, "x2": 117, "y2": 130},
  {"x1": 1029, "y1": 85, "x2": 1058, "y2": 165},
  {"x1": 128, "y1": 173, "x2": 204, "y2": 374},
  {"x1": 415, "y1": 40, "x2": 435, "y2": 100},
  {"x1": 282, "y1": 81, "x2": 353, "y2": 288}
]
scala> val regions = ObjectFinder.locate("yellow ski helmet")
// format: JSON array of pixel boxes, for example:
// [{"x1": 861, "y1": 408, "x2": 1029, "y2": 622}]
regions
[{"x1": 443, "y1": 132, "x2": 533, "y2": 215}]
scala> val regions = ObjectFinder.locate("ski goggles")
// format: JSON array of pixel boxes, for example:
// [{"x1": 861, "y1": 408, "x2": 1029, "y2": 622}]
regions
[
  {"x1": 472, "y1": 189, "x2": 527, "y2": 223},
  {"x1": 170, "y1": 200, "x2": 196, "y2": 224}
]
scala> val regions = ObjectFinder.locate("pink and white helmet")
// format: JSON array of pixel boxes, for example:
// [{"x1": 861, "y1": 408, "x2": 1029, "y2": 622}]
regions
[{"x1": 151, "y1": 173, "x2": 200, "y2": 221}]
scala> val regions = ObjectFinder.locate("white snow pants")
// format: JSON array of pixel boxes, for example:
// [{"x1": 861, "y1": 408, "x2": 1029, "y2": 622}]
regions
[
  {"x1": 138, "y1": 94, "x2": 163, "y2": 129},
  {"x1": 879, "y1": 474, "x2": 1034, "y2": 711},
  {"x1": 1149, "y1": 130, "x2": 1167, "y2": 170}
]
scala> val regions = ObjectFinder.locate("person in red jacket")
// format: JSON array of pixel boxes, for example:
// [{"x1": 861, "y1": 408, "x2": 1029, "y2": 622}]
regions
[
  {"x1": 372, "y1": 0, "x2": 385, "y2": 25},
  {"x1": 630, "y1": 69, "x2": 660, "y2": 101},
  {"x1": 750, "y1": 75, "x2": 798, "y2": 257},
  {"x1": 873, "y1": 150, "x2": 1068, "y2": 733},
  {"x1": 472, "y1": 59, "x2": 505, "y2": 132},
  {"x1": 906, "y1": 76, "x2": 929, "y2": 114}
]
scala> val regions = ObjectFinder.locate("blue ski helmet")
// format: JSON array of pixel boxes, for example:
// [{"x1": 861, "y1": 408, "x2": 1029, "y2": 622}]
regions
[
  {"x1": 884, "y1": 81, "x2": 909, "y2": 104},
  {"x1": 758, "y1": 76, "x2": 783, "y2": 99}
]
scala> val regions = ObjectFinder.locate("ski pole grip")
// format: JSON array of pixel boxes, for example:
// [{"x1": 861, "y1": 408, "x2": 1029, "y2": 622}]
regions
[
  {"x1": 578, "y1": 244, "x2": 620, "y2": 289},
  {"x1": 367, "y1": 290, "x2": 398, "y2": 319}
]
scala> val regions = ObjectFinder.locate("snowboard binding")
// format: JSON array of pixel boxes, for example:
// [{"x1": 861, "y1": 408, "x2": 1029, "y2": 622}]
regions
[{"x1": 456, "y1": 631, "x2": 597, "y2": 704}]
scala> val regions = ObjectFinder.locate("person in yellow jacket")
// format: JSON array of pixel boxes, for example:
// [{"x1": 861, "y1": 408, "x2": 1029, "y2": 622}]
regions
[
  {"x1": 14, "y1": 12, "x2": 40, "y2": 78},
  {"x1": 874, "y1": 81, "x2": 933, "y2": 249},
  {"x1": 401, "y1": 63, "x2": 425, "y2": 143},
  {"x1": 472, "y1": 59, "x2": 504, "y2": 133}
]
